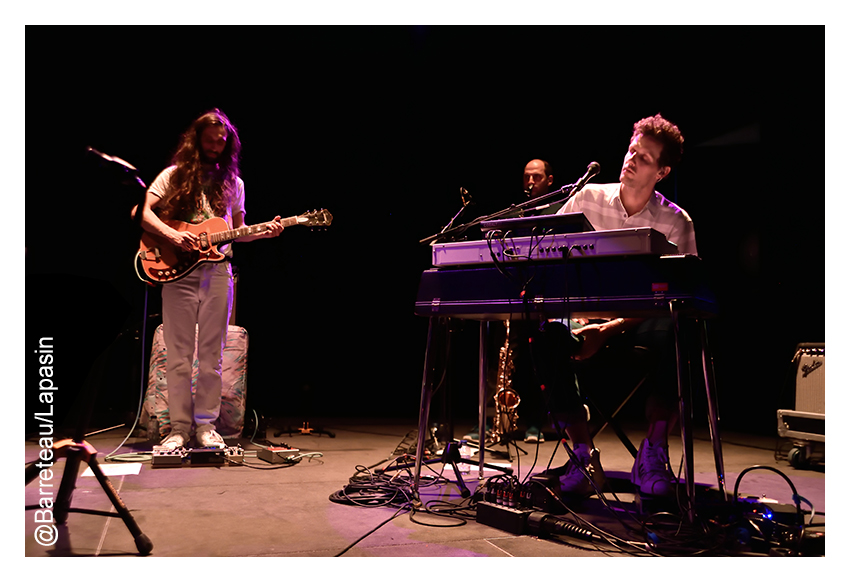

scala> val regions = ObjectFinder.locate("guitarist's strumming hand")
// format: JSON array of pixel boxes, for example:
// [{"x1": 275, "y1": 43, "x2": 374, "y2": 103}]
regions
[{"x1": 168, "y1": 228, "x2": 200, "y2": 251}]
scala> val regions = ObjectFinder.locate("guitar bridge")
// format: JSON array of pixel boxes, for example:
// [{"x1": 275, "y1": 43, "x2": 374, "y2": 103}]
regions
[{"x1": 139, "y1": 247, "x2": 162, "y2": 261}]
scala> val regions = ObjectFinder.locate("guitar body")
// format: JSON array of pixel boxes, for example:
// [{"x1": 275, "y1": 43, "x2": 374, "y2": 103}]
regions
[
  {"x1": 136, "y1": 217, "x2": 230, "y2": 284},
  {"x1": 134, "y1": 209, "x2": 332, "y2": 285}
]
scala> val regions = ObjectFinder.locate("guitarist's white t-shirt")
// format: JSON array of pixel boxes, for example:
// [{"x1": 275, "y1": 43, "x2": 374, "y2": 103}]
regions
[{"x1": 148, "y1": 165, "x2": 246, "y2": 256}]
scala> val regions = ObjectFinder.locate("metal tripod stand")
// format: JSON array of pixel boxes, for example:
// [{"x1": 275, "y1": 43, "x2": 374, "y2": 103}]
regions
[{"x1": 23, "y1": 150, "x2": 154, "y2": 555}]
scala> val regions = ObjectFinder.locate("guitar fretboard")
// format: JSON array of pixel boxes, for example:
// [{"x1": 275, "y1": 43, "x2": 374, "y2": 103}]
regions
[{"x1": 210, "y1": 216, "x2": 300, "y2": 245}]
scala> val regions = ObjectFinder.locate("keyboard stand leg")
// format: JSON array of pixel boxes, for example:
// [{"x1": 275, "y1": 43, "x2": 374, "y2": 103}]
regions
[
  {"x1": 670, "y1": 301, "x2": 696, "y2": 522},
  {"x1": 700, "y1": 319, "x2": 728, "y2": 501},
  {"x1": 413, "y1": 317, "x2": 440, "y2": 500},
  {"x1": 477, "y1": 321, "x2": 489, "y2": 480}
]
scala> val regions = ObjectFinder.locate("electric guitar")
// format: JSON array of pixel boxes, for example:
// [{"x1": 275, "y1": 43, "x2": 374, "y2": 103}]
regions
[{"x1": 135, "y1": 209, "x2": 333, "y2": 284}]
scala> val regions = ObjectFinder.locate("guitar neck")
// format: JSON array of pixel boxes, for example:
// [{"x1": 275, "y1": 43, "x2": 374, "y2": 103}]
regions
[{"x1": 210, "y1": 215, "x2": 299, "y2": 245}]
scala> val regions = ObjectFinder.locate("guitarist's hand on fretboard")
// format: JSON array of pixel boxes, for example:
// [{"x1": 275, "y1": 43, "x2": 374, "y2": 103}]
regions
[{"x1": 262, "y1": 215, "x2": 285, "y2": 239}]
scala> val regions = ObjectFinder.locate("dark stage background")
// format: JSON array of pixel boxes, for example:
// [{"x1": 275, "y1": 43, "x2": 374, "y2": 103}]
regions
[{"x1": 25, "y1": 26, "x2": 825, "y2": 438}]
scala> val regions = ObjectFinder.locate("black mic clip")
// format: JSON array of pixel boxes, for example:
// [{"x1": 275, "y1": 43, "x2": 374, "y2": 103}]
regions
[
  {"x1": 439, "y1": 187, "x2": 475, "y2": 236},
  {"x1": 460, "y1": 187, "x2": 473, "y2": 207}
]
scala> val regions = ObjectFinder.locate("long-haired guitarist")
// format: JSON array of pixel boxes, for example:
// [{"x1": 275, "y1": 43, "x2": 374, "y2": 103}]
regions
[{"x1": 131, "y1": 109, "x2": 284, "y2": 451}]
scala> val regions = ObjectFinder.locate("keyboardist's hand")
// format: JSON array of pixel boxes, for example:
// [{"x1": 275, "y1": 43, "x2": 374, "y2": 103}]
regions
[
  {"x1": 571, "y1": 323, "x2": 607, "y2": 360},
  {"x1": 571, "y1": 318, "x2": 630, "y2": 360}
]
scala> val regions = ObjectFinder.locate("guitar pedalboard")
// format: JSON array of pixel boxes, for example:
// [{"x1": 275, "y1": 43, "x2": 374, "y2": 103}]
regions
[{"x1": 151, "y1": 445, "x2": 245, "y2": 468}]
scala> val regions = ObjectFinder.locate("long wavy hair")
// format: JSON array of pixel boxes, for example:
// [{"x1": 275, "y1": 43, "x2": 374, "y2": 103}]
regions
[{"x1": 161, "y1": 109, "x2": 242, "y2": 220}]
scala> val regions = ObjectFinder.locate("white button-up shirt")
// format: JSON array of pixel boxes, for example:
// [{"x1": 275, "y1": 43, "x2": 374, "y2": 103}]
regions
[{"x1": 557, "y1": 183, "x2": 697, "y2": 256}]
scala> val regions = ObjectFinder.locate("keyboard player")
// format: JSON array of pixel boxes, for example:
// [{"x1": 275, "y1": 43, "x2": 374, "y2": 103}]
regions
[{"x1": 537, "y1": 113, "x2": 697, "y2": 499}]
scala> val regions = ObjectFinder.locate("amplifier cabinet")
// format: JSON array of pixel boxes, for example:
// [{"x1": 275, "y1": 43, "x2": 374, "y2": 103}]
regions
[
  {"x1": 793, "y1": 343, "x2": 825, "y2": 414},
  {"x1": 142, "y1": 324, "x2": 249, "y2": 439},
  {"x1": 777, "y1": 343, "x2": 825, "y2": 467}
]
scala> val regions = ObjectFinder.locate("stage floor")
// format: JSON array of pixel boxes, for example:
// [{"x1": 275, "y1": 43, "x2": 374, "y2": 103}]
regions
[{"x1": 24, "y1": 417, "x2": 825, "y2": 559}]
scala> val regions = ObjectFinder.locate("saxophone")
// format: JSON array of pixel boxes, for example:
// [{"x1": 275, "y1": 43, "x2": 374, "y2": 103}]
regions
[{"x1": 491, "y1": 320, "x2": 521, "y2": 445}]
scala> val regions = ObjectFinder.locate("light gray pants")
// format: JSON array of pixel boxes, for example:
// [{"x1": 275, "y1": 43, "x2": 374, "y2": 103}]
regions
[{"x1": 161, "y1": 261, "x2": 233, "y2": 437}]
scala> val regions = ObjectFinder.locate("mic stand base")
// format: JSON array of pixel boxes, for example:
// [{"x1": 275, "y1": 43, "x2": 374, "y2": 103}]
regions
[
  {"x1": 381, "y1": 442, "x2": 501, "y2": 499},
  {"x1": 275, "y1": 421, "x2": 336, "y2": 439},
  {"x1": 458, "y1": 436, "x2": 526, "y2": 462},
  {"x1": 27, "y1": 439, "x2": 154, "y2": 555}
]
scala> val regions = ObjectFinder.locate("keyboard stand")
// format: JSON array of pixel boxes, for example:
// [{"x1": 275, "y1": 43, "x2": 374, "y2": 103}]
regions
[
  {"x1": 412, "y1": 303, "x2": 727, "y2": 522},
  {"x1": 413, "y1": 319, "x2": 510, "y2": 500},
  {"x1": 411, "y1": 254, "x2": 727, "y2": 521}
]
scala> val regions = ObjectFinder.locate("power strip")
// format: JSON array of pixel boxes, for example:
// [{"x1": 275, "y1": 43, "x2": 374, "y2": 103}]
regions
[
  {"x1": 476, "y1": 501, "x2": 535, "y2": 534},
  {"x1": 476, "y1": 501, "x2": 596, "y2": 541}
]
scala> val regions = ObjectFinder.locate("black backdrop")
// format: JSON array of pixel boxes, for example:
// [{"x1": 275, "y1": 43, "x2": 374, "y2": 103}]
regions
[{"x1": 25, "y1": 26, "x2": 825, "y2": 437}]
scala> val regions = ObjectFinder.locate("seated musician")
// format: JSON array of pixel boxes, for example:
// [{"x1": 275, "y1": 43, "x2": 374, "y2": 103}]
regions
[
  {"x1": 537, "y1": 114, "x2": 697, "y2": 497},
  {"x1": 522, "y1": 159, "x2": 562, "y2": 214},
  {"x1": 465, "y1": 159, "x2": 559, "y2": 445}
]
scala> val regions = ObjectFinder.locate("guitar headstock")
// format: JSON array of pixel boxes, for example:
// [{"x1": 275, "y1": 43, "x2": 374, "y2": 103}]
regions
[{"x1": 298, "y1": 209, "x2": 333, "y2": 227}]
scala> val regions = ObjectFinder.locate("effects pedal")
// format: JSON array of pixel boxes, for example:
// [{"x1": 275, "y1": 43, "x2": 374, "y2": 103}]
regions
[
  {"x1": 188, "y1": 447, "x2": 227, "y2": 466},
  {"x1": 225, "y1": 445, "x2": 244, "y2": 464},
  {"x1": 151, "y1": 445, "x2": 245, "y2": 468},
  {"x1": 258, "y1": 445, "x2": 300, "y2": 464},
  {"x1": 152, "y1": 446, "x2": 185, "y2": 467}
]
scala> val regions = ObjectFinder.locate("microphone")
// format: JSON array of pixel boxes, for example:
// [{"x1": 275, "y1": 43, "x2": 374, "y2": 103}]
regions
[
  {"x1": 86, "y1": 146, "x2": 139, "y2": 172},
  {"x1": 555, "y1": 161, "x2": 600, "y2": 200},
  {"x1": 86, "y1": 146, "x2": 147, "y2": 188},
  {"x1": 573, "y1": 161, "x2": 600, "y2": 192}
]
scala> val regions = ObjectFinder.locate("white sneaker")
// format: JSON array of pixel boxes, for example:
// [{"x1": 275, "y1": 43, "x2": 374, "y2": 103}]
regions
[
  {"x1": 461, "y1": 425, "x2": 491, "y2": 442},
  {"x1": 197, "y1": 429, "x2": 226, "y2": 449},
  {"x1": 160, "y1": 431, "x2": 187, "y2": 451},
  {"x1": 558, "y1": 443, "x2": 605, "y2": 497},
  {"x1": 524, "y1": 427, "x2": 545, "y2": 443},
  {"x1": 631, "y1": 438, "x2": 675, "y2": 496}
]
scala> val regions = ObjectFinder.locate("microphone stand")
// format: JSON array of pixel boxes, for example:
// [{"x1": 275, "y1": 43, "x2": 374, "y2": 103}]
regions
[
  {"x1": 29, "y1": 148, "x2": 154, "y2": 555},
  {"x1": 433, "y1": 187, "x2": 476, "y2": 242},
  {"x1": 420, "y1": 182, "x2": 576, "y2": 245},
  {"x1": 421, "y1": 161, "x2": 600, "y2": 244}
]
